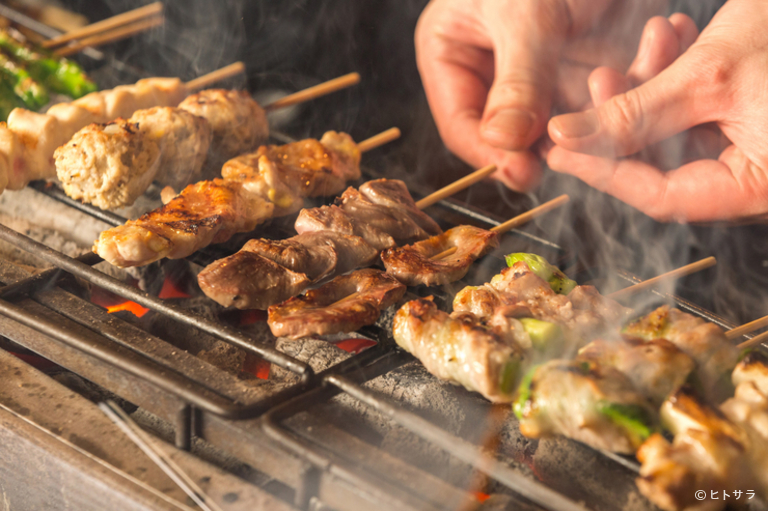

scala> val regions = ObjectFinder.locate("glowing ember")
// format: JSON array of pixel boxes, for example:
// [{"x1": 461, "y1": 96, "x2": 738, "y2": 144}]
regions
[
  {"x1": 158, "y1": 276, "x2": 191, "y2": 299},
  {"x1": 107, "y1": 301, "x2": 150, "y2": 317},
  {"x1": 474, "y1": 492, "x2": 491, "y2": 503},
  {"x1": 334, "y1": 338, "x2": 376, "y2": 354},
  {"x1": 244, "y1": 352, "x2": 270, "y2": 379},
  {"x1": 239, "y1": 309, "x2": 267, "y2": 326}
]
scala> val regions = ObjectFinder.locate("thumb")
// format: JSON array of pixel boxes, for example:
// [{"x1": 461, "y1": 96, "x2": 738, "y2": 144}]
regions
[
  {"x1": 548, "y1": 55, "x2": 710, "y2": 157},
  {"x1": 479, "y1": 2, "x2": 574, "y2": 152}
]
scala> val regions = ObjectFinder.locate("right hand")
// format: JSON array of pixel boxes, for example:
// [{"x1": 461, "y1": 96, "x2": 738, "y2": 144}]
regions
[{"x1": 415, "y1": 0, "x2": 668, "y2": 191}]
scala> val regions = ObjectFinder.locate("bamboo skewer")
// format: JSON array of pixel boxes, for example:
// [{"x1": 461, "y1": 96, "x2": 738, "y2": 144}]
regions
[
  {"x1": 184, "y1": 62, "x2": 246, "y2": 91},
  {"x1": 608, "y1": 256, "x2": 717, "y2": 300},
  {"x1": 431, "y1": 194, "x2": 570, "y2": 260},
  {"x1": 357, "y1": 127, "x2": 401, "y2": 153},
  {"x1": 43, "y1": 2, "x2": 164, "y2": 48},
  {"x1": 415, "y1": 165, "x2": 497, "y2": 209},
  {"x1": 737, "y1": 330, "x2": 768, "y2": 350},
  {"x1": 727, "y1": 315, "x2": 768, "y2": 340},
  {"x1": 54, "y1": 15, "x2": 165, "y2": 57},
  {"x1": 264, "y1": 72, "x2": 361, "y2": 112}
]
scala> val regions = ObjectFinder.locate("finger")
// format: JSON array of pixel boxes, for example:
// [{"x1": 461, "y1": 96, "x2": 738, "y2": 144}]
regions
[
  {"x1": 668, "y1": 13, "x2": 699, "y2": 53},
  {"x1": 626, "y1": 16, "x2": 681, "y2": 85},
  {"x1": 547, "y1": 53, "x2": 711, "y2": 157},
  {"x1": 547, "y1": 145, "x2": 768, "y2": 222},
  {"x1": 588, "y1": 66, "x2": 631, "y2": 107},
  {"x1": 479, "y1": 1, "x2": 613, "y2": 151}
]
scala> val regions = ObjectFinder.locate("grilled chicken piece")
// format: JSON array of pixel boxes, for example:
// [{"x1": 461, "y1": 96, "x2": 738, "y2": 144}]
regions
[
  {"x1": 453, "y1": 262, "x2": 630, "y2": 351},
  {"x1": 577, "y1": 338, "x2": 695, "y2": 406},
  {"x1": 55, "y1": 120, "x2": 162, "y2": 210},
  {"x1": 381, "y1": 225, "x2": 499, "y2": 286},
  {"x1": 295, "y1": 204, "x2": 396, "y2": 251},
  {"x1": 393, "y1": 298, "x2": 525, "y2": 403},
  {"x1": 197, "y1": 251, "x2": 310, "y2": 310},
  {"x1": 568, "y1": 285, "x2": 634, "y2": 325},
  {"x1": 198, "y1": 232, "x2": 378, "y2": 309},
  {"x1": 94, "y1": 179, "x2": 274, "y2": 267},
  {"x1": 624, "y1": 306, "x2": 739, "y2": 400},
  {"x1": 732, "y1": 351, "x2": 768, "y2": 396},
  {"x1": 178, "y1": 89, "x2": 268, "y2": 166},
  {"x1": 268, "y1": 269, "x2": 406, "y2": 339},
  {"x1": 636, "y1": 387, "x2": 756, "y2": 511},
  {"x1": 515, "y1": 359, "x2": 657, "y2": 453},
  {"x1": 129, "y1": 107, "x2": 212, "y2": 188},
  {"x1": 222, "y1": 131, "x2": 361, "y2": 198}
]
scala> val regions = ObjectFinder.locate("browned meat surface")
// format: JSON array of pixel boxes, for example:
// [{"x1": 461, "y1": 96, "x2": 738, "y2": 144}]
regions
[
  {"x1": 637, "y1": 387, "x2": 756, "y2": 511},
  {"x1": 381, "y1": 225, "x2": 499, "y2": 286},
  {"x1": 295, "y1": 205, "x2": 396, "y2": 251},
  {"x1": 198, "y1": 251, "x2": 310, "y2": 310},
  {"x1": 198, "y1": 231, "x2": 378, "y2": 309},
  {"x1": 732, "y1": 351, "x2": 768, "y2": 396},
  {"x1": 393, "y1": 298, "x2": 525, "y2": 403},
  {"x1": 268, "y1": 269, "x2": 406, "y2": 339},
  {"x1": 221, "y1": 131, "x2": 361, "y2": 198},
  {"x1": 624, "y1": 306, "x2": 739, "y2": 400},
  {"x1": 94, "y1": 178, "x2": 274, "y2": 267},
  {"x1": 568, "y1": 285, "x2": 634, "y2": 325},
  {"x1": 577, "y1": 337, "x2": 695, "y2": 406}
]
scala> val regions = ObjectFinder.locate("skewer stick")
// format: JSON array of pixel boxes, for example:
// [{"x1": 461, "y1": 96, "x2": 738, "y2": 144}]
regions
[
  {"x1": 431, "y1": 195, "x2": 571, "y2": 260},
  {"x1": 608, "y1": 256, "x2": 717, "y2": 300},
  {"x1": 727, "y1": 315, "x2": 768, "y2": 340},
  {"x1": 184, "y1": 62, "x2": 246, "y2": 91},
  {"x1": 737, "y1": 330, "x2": 768, "y2": 350},
  {"x1": 358, "y1": 127, "x2": 401, "y2": 153},
  {"x1": 264, "y1": 72, "x2": 361, "y2": 112},
  {"x1": 415, "y1": 165, "x2": 497, "y2": 209},
  {"x1": 43, "y1": 2, "x2": 164, "y2": 48},
  {"x1": 54, "y1": 15, "x2": 165, "y2": 57}
]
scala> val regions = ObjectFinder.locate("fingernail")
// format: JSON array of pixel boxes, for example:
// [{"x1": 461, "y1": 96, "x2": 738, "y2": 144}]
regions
[
  {"x1": 551, "y1": 111, "x2": 599, "y2": 139},
  {"x1": 483, "y1": 109, "x2": 536, "y2": 140}
]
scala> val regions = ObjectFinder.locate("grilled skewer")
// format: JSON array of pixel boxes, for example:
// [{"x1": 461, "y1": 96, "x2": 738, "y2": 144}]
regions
[
  {"x1": 94, "y1": 129, "x2": 398, "y2": 268},
  {"x1": 0, "y1": 62, "x2": 245, "y2": 193},
  {"x1": 56, "y1": 72, "x2": 362, "y2": 209},
  {"x1": 265, "y1": 197, "x2": 570, "y2": 340}
]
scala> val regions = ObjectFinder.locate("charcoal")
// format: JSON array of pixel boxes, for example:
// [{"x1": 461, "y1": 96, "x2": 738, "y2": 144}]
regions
[{"x1": 270, "y1": 338, "x2": 352, "y2": 384}]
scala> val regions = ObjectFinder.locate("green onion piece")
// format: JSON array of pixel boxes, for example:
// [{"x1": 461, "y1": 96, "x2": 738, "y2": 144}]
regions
[
  {"x1": 505, "y1": 253, "x2": 576, "y2": 295},
  {"x1": 513, "y1": 365, "x2": 538, "y2": 420},
  {"x1": 597, "y1": 401, "x2": 655, "y2": 447},
  {"x1": 519, "y1": 318, "x2": 562, "y2": 352}
]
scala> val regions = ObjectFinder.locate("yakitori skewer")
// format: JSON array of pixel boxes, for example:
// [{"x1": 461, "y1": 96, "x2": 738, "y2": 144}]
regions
[
  {"x1": 415, "y1": 164, "x2": 497, "y2": 209},
  {"x1": 608, "y1": 256, "x2": 717, "y2": 300},
  {"x1": 267, "y1": 194, "x2": 571, "y2": 338},
  {"x1": 264, "y1": 72, "x2": 361, "y2": 111},
  {"x1": 737, "y1": 330, "x2": 768, "y2": 350},
  {"x1": 43, "y1": 2, "x2": 164, "y2": 48},
  {"x1": 184, "y1": 62, "x2": 246, "y2": 91},
  {"x1": 54, "y1": 15, "x2": 165, "y2": 57},
  {"x1": 95, "y1": 128, "x2": 401, "y2": 268}
]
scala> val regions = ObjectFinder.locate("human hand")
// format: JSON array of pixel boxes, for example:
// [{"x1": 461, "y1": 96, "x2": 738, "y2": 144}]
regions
[
  {"x1": 547, "y1": 0, "x2": 768, "y2": 223},
  {"x1": 415, "y1": 0, "x2": 667, "y2": 191}
]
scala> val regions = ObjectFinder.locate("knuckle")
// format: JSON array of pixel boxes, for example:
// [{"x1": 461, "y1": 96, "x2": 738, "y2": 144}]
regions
[{"x1": 605, "y1": 92, "x2": 645, "y2": 138}]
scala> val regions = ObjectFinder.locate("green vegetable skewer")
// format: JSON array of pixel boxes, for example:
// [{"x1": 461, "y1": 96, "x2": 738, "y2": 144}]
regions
[
  {"x1": 0, "y1": 30, "x2": 97, "y2": 99},
  {"x1": 505, "y1": 252, "x2": 577, "y2": 294},
  {"x1": 0, "y1": 76, "x2": 25, "y2": 123},
  {"x1": 0, "y1": 51, "x2": 48, "y2": 109}
]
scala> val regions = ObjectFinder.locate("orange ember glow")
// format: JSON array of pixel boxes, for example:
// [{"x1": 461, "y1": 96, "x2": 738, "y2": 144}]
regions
[
  {"x1": 107, "y1": 301, "x2": 150, "y2": 317},
  {"x1": 244, "y1": 353, "x2": 270, "y2": 379},
  {"x1": 334, "y1": 338, "x2": 376, "y2": 354},
  {"x1": 239, "y1": 309, "x2": 267, "y2": 326},
  {"x1": 474, "y1": 492, "x2": 491, "y2": 503},
  {"x1": 158, "y1": 276, "x2": 191, "y2": 299}
]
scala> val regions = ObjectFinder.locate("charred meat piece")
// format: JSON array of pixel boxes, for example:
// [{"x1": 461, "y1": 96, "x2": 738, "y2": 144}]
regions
[
  {"x1": 623, "y1": 305, "x2": 739, "y2": 400},
  {"x1": 295, "y1": 204, "x2": 395, "y2": 251},
  {"x1": 381, "y1": 225, "x2": 499, "y2": 286},
  {"x1": 198, "y1": 231, "x2": 378, "y2": 309},
  {"x1": 94, "y1": 179, "x2": 274, "y2": 267},
  {"x1": 55, "y1": 119, "x2": 161, "y2": 210},
  {"x1": 178, "y1": 89, "x2": 268, "y2": 165},
  {"x1": 393, "y1": 298, "x2": 524, "y2": 403},
  {"x1": 514, "y1": 359, "x2": 657, "y2": 453},
  {"x1": 636, "y1": 386, "x2": 756, "y2": 511},
  {"x1": 129, "y1": 106, "x2": 212, "y2": 189},
  {"x1": 577, "y1": 337, "x2": 695, "y2": 407},
  {"x1": 197, "y1": 251, "x2": 310, "y2": 310},
  {"x1": 268, "y1": 269, "x2": 406, "y2": 339},
  {"x1": 221, "y1": 131, "x2": 361, "y2": 198}
]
